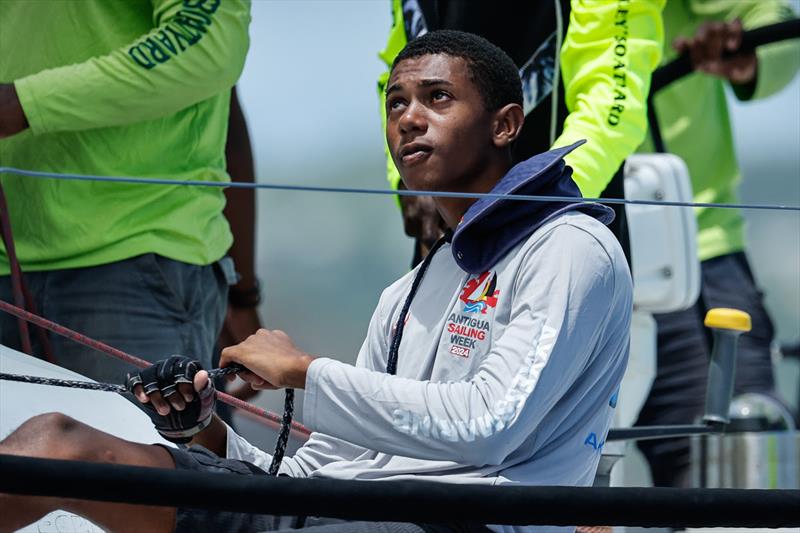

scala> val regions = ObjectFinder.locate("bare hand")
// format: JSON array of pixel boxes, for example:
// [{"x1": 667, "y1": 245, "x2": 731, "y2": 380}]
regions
[
  {"x1": 0, "y1": 83, "x2": 29, "y2": 139},
  {"x1": 219, "y1": 305, "x2": 262, "y2": 347},
  {"x1": 220, "y1": 329, "x2": 314, "y2": 390},
  {"x1": 673, "y1": 19, "x2": 757, "y2": 85},
  {"x1": 227, "y1": 376, "x2": 260, "y2": 402},
  {"x1": 218, "y1": 305, "x2": 263, "y2": 401}
]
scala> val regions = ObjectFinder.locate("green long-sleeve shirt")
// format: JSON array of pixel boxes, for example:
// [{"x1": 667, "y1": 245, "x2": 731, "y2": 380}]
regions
[
  {"x1": 639, "y1": 0, "x2": 799, "y2": 261},
  {"x1": 0, "y1": 0, "x2": 251, "y2": 274}
]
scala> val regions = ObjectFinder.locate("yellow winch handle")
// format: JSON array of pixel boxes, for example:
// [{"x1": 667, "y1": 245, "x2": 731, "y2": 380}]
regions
[{"x1": 704, "y1": 308, "x2": 752, "y2": 333}]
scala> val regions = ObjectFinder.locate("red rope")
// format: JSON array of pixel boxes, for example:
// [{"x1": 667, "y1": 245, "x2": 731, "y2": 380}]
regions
[
  {"x1": 0, "y1": 186, "x2": 33, "y2": 355},
  {"x1": 0, "y1": 298, "x2": 312, "y2": 438},
  {"x1": 0, "y1": 183, "x2": 55, "y2": 363}
]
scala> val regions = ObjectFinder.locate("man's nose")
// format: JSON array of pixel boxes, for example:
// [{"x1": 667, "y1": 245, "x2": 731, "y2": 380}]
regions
[{"x1": 398, "y1": 101, "x2": 427, "y2": 134}]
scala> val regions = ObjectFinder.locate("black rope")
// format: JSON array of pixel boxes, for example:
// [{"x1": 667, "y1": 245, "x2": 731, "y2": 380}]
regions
[
  {"x1": 0, "y1": 372, "x2": 128, "y2": 393},
  {"x1": 0, "y1": 367, "x2": 240, "y2": 393},
  {"x1": 646, "y1": 93, "x2": 667, "y2": 154},
  {"x1": 0, "y1": 454, "x2": 797, "y2": 527},
  {"x1": 268, "y1": 388, "x2": 294, "y2": 475},
  {"x1": 386, "y1": 232, "x2": 451, "y2": 375}
]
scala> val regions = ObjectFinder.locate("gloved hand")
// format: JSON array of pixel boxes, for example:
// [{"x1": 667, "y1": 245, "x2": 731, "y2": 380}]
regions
[{"x1": 127, "y1": 356, "x2": 215, "y2": 444}]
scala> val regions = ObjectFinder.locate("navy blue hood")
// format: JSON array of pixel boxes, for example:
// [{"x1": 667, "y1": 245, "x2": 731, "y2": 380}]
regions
[{"x1": 450, "y1": 140, "x2": 614, "y2": 274}]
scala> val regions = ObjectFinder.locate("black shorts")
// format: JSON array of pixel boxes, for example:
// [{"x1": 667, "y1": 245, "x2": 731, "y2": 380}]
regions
[
  {"x1": 163, "y1": 446, "x2": 489, "y2": 533},
  {"x1": 163, "y1": 445, "x2": 282, "y2": 533}
]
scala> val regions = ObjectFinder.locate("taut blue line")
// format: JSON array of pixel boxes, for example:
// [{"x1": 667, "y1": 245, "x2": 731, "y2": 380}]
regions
[{"x1": 1, "y1": 167, "x2": 798, "y2": 212}]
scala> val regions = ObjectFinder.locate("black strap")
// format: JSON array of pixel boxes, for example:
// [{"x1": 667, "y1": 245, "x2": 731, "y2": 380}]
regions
[
  {"x1": 646, "y1": 93, "x2": 667, "y2": 154},
  {"x1": 386, "y1": 232, "x2": 451, "y2": 375}
]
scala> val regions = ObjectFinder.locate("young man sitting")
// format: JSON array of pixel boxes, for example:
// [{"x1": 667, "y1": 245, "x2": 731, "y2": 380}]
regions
[{"x1": 0, "y1": 30, "x2": 632, "y2": 533}]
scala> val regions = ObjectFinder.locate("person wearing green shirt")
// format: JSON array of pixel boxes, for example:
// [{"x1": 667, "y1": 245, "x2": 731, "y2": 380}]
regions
[
  {"x1": 0, "y1": 0, "x2": 252, "y2": 383},
  {"x1": 377, "y1": 0, "x2": 665, "y2": 265},
  {"x1": 634, "y1": 0, "x2": 800, "y2": 488}
]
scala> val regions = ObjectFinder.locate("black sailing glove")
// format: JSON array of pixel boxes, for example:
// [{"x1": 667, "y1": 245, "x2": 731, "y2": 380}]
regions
[{"x1": 126, "y1": 356, "x2": 216, "y2": 444}]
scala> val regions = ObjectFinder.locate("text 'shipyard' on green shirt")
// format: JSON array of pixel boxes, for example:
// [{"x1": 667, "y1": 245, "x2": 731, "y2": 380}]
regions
[
  {"x1": 0, "y1": 0, "x2": 252, "y2": 274},
  {"x1": 639, "y1": 0, "x2": 799, "y2": 262}
]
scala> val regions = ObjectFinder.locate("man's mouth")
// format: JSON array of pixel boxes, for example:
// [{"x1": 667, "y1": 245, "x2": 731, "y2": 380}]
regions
[{"x1": 399, "y1": 142, "x2": 433, "y2": 165}]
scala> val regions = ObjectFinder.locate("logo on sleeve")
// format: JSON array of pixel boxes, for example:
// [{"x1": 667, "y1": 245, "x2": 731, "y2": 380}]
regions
[
  {"x1": 584, "y1": 432, "x2": 605, "y2": 452},
  {"x1": 609, "y1": 388, "x2": 619, "y2": 408},
  {"x1": 459, "y1": 271, "x2": 499, "y2": 314}
]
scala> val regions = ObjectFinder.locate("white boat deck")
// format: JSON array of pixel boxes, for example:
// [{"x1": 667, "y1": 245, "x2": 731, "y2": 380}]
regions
[{"x1": 0, "y1": 344, "x2": 171, "y2": 532}]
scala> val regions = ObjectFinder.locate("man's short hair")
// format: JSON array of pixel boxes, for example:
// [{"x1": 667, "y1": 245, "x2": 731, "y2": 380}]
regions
[{"x1": 392, "y1": 29, "x2": 523, "y2": 112}]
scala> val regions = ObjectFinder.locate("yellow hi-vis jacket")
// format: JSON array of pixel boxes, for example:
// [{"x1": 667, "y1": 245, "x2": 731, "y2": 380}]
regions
[{"x1": 377, "y1": 0, "x2": 665, "y2": 200}]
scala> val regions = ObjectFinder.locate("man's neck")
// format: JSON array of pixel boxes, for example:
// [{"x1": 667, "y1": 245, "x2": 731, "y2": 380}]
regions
[{"x1": 436, "y1": 160, "x2": 511, "y2": 229}]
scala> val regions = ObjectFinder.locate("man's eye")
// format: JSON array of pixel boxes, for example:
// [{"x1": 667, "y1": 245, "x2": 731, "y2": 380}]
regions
[
  {"x1": 388, "y1": 98, "x2": 406, "y2": 111},
  {"x1": 432, "y1": 90, "x2": 451, "y2": 101}
]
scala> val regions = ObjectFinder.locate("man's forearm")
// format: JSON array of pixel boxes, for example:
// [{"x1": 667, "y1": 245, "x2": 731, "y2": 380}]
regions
[
  {"x1": 0, "y1": 84, "x2": 28, "y2": 138},
  {"x1": 224, "y1": 87, "x2": 258, "y2": 291},
  {"x1": 12, "y1": 0, "x2": 250, "y2": 135},
  {"x1": 189, "y1": 414, "x2": 228, "y2": 456}
]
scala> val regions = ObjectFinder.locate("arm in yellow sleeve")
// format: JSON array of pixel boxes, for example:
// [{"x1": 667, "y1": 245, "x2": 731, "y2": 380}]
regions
[
  {"x1": 687, "y1": 0, "x2": 800, "y2": 101},
  {"x1": 377, "y1": 0, "x2": 407, "y2": 191},
  {"x1": 378, "y1": 70, "x2": 403, "y2": 192},
  {"x1": 14, "y1": 0, "x2": 251, "y2": 135},
  {"x1": 554, "y1": 0, "x2": 665, "y2": 199}
]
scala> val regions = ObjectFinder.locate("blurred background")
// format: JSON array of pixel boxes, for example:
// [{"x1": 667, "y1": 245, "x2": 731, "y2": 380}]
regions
[{"x1": 232, "y1": 1, "x2": 800, "y2": 452}]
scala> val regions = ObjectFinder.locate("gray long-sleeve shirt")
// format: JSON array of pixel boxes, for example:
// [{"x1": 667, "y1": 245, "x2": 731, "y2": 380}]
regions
[{"x1": 226, "y1": 210, "x2": 632, "y2": 532}]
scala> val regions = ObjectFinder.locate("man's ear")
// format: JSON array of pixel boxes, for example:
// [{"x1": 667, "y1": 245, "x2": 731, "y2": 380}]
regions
[{"x1": 491, "y1": 103, "x2": 524, "y2": 148}]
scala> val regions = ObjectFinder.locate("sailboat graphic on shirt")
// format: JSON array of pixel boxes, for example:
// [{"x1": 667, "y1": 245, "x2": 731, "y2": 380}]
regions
[{"x1": 459, "y1": 271, "x2": 500, "y2": 314}]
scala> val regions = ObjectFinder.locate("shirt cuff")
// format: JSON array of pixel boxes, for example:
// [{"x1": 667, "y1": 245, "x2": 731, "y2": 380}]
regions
[
  {"x1": 302, "y1": 357, "x2": 336, "y2": 432},
  {"x1": 14, "y1": 76, "x2": 48, "y2": 135},
  {"x1": 225, "y1": 420, "x2": 272, "y2": 469},
  {"x1": 225, "y1": 421, "x2": 247, "y2": 459}
]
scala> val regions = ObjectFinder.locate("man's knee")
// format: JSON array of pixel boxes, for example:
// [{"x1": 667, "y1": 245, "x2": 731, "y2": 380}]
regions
[
  {"x1": 3, "y1": 412, "x2": 75, "y2": 442},
  {"x1": 1, "y1": 412, "x2": 113, "y2": 462}
]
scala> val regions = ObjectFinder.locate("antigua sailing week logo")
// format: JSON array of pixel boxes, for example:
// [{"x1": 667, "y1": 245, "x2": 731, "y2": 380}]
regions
[{"x1": 444, "y1": 272, "x2": 500, "y2": 359}]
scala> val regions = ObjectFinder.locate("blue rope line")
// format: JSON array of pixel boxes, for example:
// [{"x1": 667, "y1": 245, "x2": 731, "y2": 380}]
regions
[{"x1": 1, "y1": 166, "x2": 798, "y2": 212}]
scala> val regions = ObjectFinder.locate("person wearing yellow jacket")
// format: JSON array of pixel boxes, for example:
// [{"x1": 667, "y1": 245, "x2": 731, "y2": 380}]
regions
[
  {"x1": 377, "y1": 0, "x2": 665, "y2": 265},
  {"x1": 635, "y1": 0, "x2": 800, "y2": 488},
  {"x1": 0, "y1": 0, "x2": 252, "y2": 383}
]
